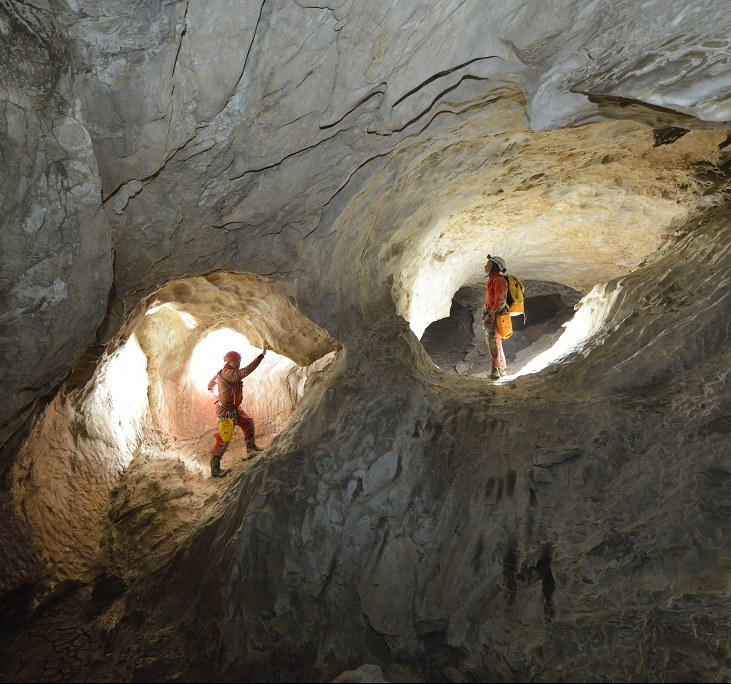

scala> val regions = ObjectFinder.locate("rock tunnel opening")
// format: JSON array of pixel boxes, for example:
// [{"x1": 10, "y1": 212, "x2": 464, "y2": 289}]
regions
[
  {"x1": 7, "y1": 271, "x2": 340, "y2": 594},
  {"x1": 419, "y1": 277, "x2": 593, "y2": 379},
  {"x1": 109, "y1": 273, "x2": 340, "y2": 469}
]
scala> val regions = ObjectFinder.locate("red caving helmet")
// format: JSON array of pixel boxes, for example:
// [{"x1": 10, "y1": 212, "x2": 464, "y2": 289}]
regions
[{"x1": 224, "y1": 351, "x2": 241, "y2": 367}]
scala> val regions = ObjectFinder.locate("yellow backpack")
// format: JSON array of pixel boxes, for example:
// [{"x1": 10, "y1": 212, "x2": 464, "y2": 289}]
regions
[{"x1": 504, "y1": 274, "x2": 526, "y2": 318}]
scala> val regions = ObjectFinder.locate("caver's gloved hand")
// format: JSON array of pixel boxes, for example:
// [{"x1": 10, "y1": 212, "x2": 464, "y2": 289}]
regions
[{"x1": 481, "y1": 309, "x2": 490, "y2": 330}]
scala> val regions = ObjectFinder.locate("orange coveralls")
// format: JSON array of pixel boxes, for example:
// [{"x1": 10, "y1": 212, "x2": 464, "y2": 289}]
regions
[
  {"x1": 208, "y1": 353, "x2": 265, "y2": 464},
  {"x1": 483, "y1": 271, "x2": 509, "y2": 370}
]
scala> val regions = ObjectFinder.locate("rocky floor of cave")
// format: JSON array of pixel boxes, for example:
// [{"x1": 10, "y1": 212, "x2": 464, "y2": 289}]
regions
[{"x1": 0, "y1": 445, "x2": 266, "y2": 684}]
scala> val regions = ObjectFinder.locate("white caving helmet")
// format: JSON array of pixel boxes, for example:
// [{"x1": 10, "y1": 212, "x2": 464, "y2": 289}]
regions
[{"x1": 487, "y1": 254, "x2": 507, "y2": 273}]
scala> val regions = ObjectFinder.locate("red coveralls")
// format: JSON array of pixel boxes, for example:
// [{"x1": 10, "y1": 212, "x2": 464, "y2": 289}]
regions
[
  {"x1": 208, "y1": 353, "x2": 265, "y2": 465},
  {"x1": 483, "y1": 271, "x2": 509, "y2": 371}
]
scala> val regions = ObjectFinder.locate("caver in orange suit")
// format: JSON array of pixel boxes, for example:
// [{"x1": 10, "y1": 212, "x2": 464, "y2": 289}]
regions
[
  {"x1": 207, "y1": 342, "x2": 268, "y2": 477},
  {"x1": 482, "y1": 257, "x2": 509, "y2": 379}
]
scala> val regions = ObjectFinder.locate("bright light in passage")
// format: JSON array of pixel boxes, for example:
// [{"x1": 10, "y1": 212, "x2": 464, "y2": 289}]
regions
[
  {"x1": 92, "y1": 335, "x2": 149, "y2": 465},
  {"x1": 188, "y1": 329, "x2": 259, "y2": 392},
  {"x1": 510, "y1": 283, "x2": 619, "y2": 379}
]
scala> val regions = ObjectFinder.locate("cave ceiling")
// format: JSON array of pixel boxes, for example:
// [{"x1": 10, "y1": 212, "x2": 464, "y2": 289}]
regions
[{"x1": 3, "y1": 1, "x2": 730, "y2": 396}]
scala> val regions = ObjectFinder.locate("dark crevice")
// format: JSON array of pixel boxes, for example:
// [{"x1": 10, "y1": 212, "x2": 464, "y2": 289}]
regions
[
  {"x1": 392, "y1": 56, "x2": 501, "y2": 109},
  {"x1": 502, "y1": 545, "x2": 517, "y2": 606},
  {"x1": 535, "y1": 550, "x2": 556, "y2": 619},
  {"x1": 653, "y1": 126, "x2": 689, "y2": 147}
]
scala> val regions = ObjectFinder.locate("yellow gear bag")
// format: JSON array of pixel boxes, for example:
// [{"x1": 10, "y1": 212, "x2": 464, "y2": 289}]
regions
[
  {"x1": 218, "y1": 417, "x2": 234, "y2": 442},
  {"x1": 504, "y1": 274, "x2": 526, "y2": 316},
  {"x1": 495, "y1": 312, "x2": 513, "y2": 339}
]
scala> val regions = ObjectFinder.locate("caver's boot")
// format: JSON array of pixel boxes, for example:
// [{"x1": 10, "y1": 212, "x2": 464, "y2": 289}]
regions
[
  {"x1": 210, "y1": 460, "x2": 229, "y2": 478},
  {"x1": 245, "y1": 436, "x2": 264, "y2": 453},
  {"x1": 490, "y1": 367, "x2": 501, "y2": 380}
]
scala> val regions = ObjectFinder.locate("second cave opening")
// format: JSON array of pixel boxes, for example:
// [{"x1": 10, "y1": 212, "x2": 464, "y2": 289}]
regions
[{"x1": 420, "y1": 279, "x2": 584, "y2": 378}]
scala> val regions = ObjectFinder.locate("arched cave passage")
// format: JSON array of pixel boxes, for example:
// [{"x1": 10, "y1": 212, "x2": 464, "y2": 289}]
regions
[
  {"x1": 9, "y1": 271, "x2": 339, "y2": 592},
  {"x1": 323, "y1": 96, "x2": 728, "y2": 376},
  {"x1": 420, "y1": 279, "x2": 582, "y2": 377},
  {"x1": 128, "y1": 271, "x2": 340, "y2": 462}
]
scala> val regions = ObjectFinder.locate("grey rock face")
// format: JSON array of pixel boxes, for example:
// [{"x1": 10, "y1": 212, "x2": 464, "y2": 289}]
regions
[{"x1": 0, "y1": 1, "x2": 113, "y2": 467}]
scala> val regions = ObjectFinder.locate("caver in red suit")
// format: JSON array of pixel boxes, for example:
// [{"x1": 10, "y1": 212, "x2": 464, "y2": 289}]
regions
[
  {"x1": 482, "y1": 256, "x2": 509, "y2": 379},
  {"x1": 207, "y1": 342, "x2": 268, "y2": 477}
]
